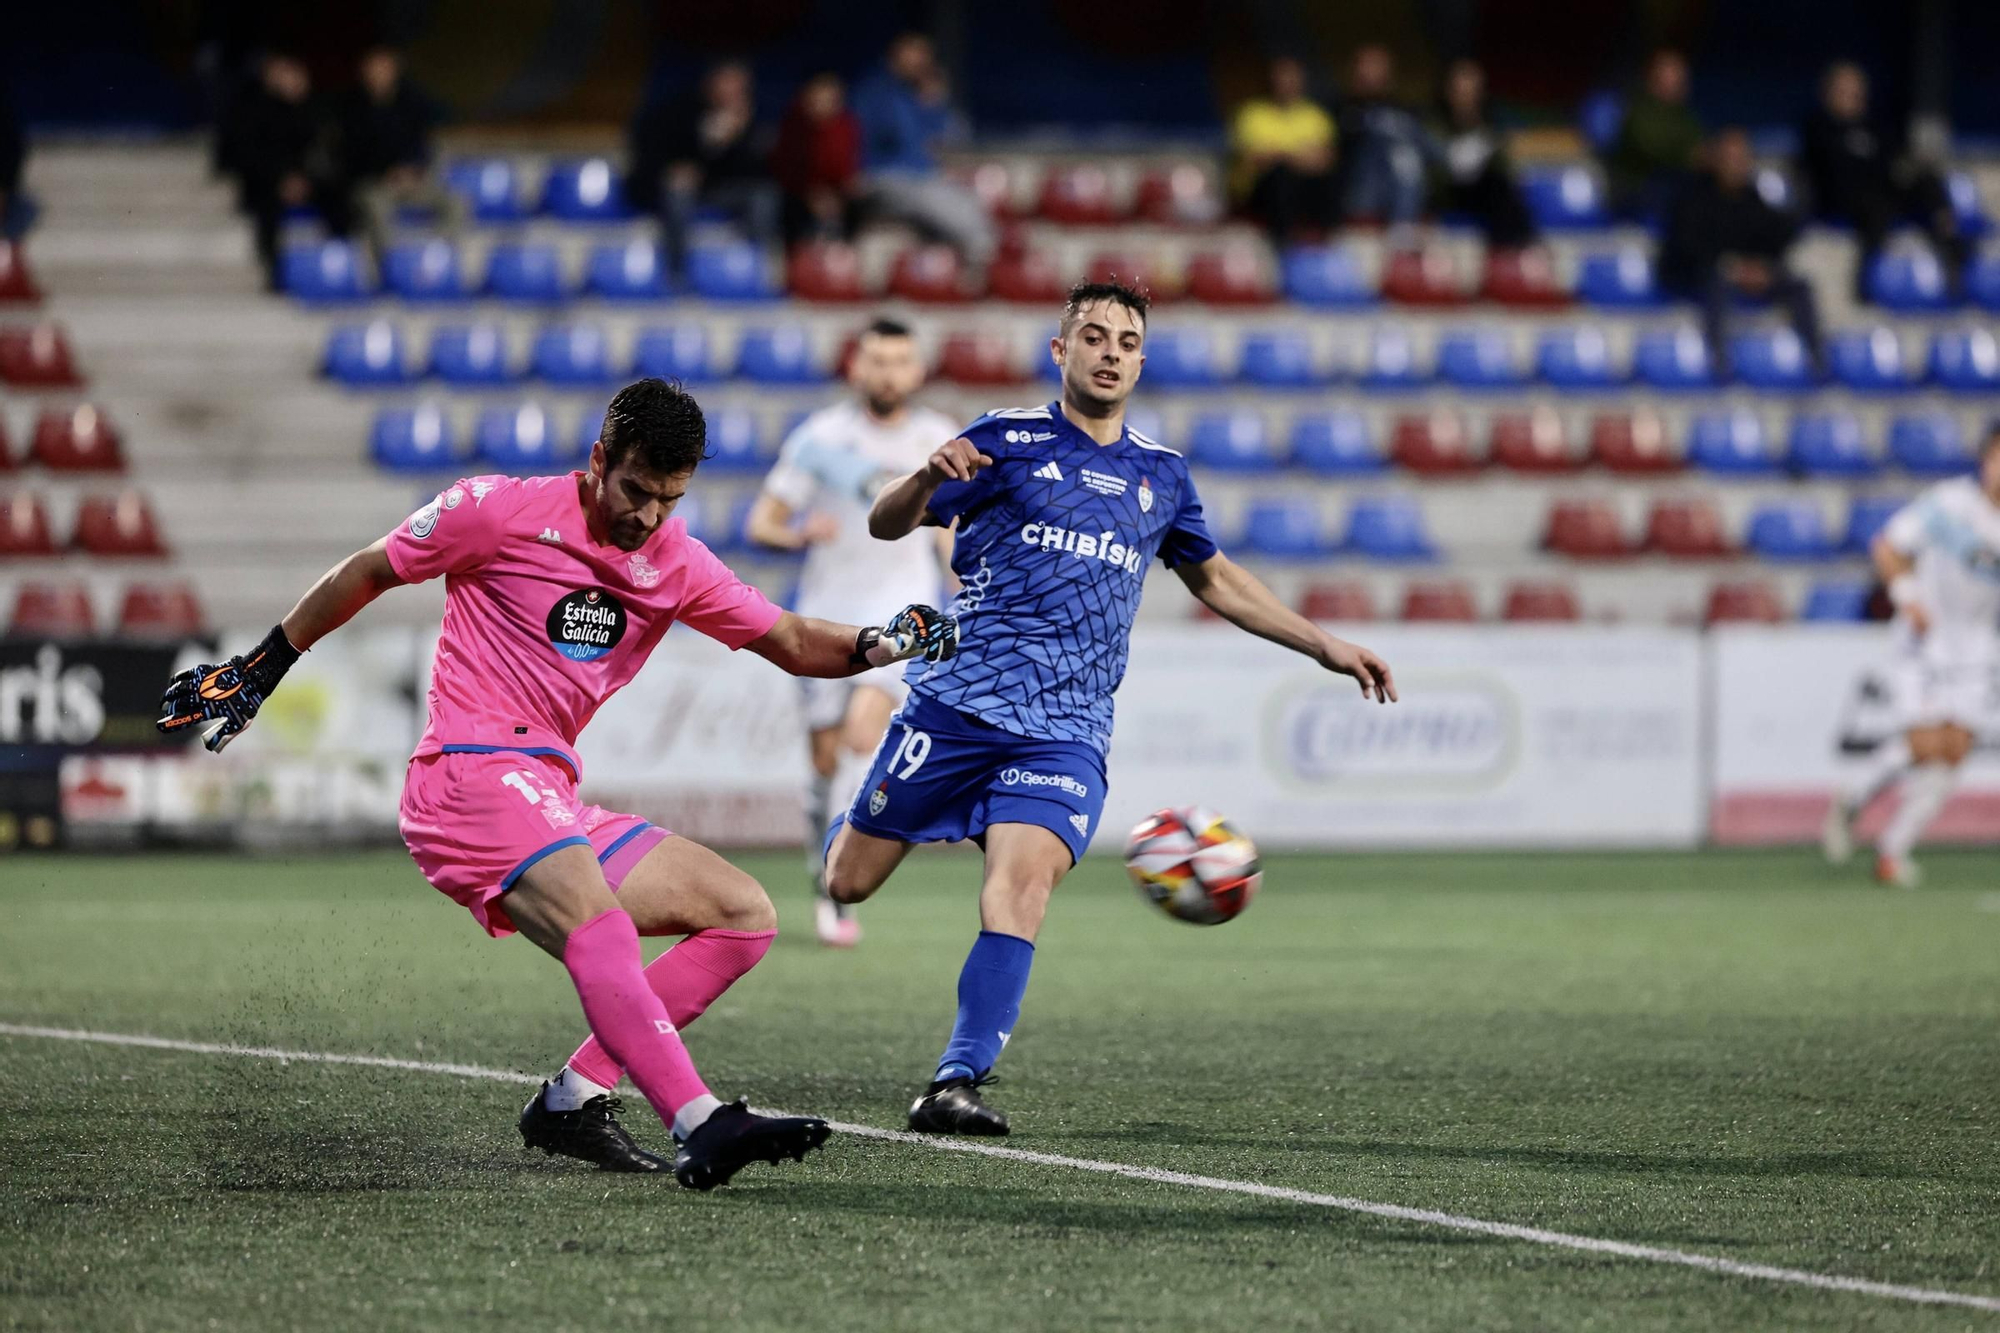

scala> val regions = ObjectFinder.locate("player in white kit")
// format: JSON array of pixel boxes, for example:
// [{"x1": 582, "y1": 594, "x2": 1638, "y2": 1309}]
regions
[
  {"x1": 1824, "y1": 425, "x2": 2000, "y2": 886},
  {"x1": 747, "y1": 318, "x2": 957, "y2": 944}
]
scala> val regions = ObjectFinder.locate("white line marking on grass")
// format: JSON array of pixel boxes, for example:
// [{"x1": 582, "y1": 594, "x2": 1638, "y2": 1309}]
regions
[{"x1": 5, "y1": 1021, "x2": 1996, "y2": 1315}]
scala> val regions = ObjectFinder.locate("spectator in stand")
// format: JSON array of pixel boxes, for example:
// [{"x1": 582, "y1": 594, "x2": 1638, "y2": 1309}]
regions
[
  {"x1": 771, "y1": 72, "x2": 862, "y2": 246},
  {"x1": 627, "y1": 60, "x2": 780, "y2": 277},
  {"x1": 1799, "y1": 61, "x2": 1967, "y2": 301},
  {"x1": 226, "y1": 53, "x2": 354, "y2": 291},
  {"x1": 1335, "y1": 44, "x2": 1436, "y2": 241},
  {"x1": 1660, "y1": 128, "x2": 1822, "y2": 378},
  {"x1": 1430, "y1": 58, "x2": 1535, "y2": 250},
  {"x1": 342, "y1": 47, "x2": 464, "y2": 264},
  {"x1": 1231, "y1": 56, "x2": 1339, "y2": 246},
  {"x1": 1606, "y1": 48, "x2": 1704, "y2": 218},
  {"x1": 850, "y1": 32, "x2": 996, "y2": 266}
]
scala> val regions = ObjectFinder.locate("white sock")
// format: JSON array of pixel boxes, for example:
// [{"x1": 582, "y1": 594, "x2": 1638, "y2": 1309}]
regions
[
  {"x1": 543, "y1": 1064, "x2": 613, "y2": 1111},
  {"x1": 1879, "y1": 762, "x2": 1956, "y2": 861},
  {"x1": 803, "y1": 769, "x2": 833, "y2": 887},
  {"x1": 1844, "y1": 736, "x2": 1912, "y2": 815},
  {"x1": 672, "y1": 1092, "x2": 724, "y2": 1141},
  {"x1": 831, "y1": 746, "x2": 873, "y2": 826}
]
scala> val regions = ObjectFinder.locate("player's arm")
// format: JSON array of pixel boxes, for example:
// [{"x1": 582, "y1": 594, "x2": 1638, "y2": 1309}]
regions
[
  {"x1": 1871, "y1": 532, "x2": 1929, "y2": 635},
  {"x1": 1175, "y1": 552, "x2": 1397, "y2": 703},
  {"x1": 869, "y1": 436, "x2": 991, "y2": 539},
  {"x1": 744, "y1": 606, "x2": 959, "y2": 678},
  {"x1": 744, "y1": 493, "x2": 837, "y2": 552}
]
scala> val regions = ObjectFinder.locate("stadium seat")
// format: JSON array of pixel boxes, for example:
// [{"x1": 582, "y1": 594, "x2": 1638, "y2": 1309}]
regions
[
  {"x1": 1479, "y1": 248, "x2": 1569, "y2": 309},
  {"x1": 1686, "y1": 409, "x2": 1779, "y2": 476},
  {"x1": 1188, "y1": 412, "x2": 1279, "y2": 473},
  {"x1": 1522, "y1": 165, "x2": 1610, "y2": 230},
  {"x1": 1133, "y1": 164, "x2": 1222, "y2": 226},
  {"x1": 9, "y1": 580, "x2": 94, "y2": 637},
  {"x1": 1843, "y1": 495, "x2": 1904, "y2": 553},
  {"x1": 1928, "y1": 328, "x2": 2000, "y2": 393},
  {"x1": 954, "y1": 160, "x2": 1019, "y2": 217},
  {"x1": 937, "y1": 332, "x2": 1021, "y2": 385},
  {"x1": 0, "y1": 490, "x2": 57, "y2": 556},
  {"x1": 702, "y1": 409, "x2": 766, "y2": 473},
  {"x1": 1238, "y1": 331, "x2": 1323, "y2": 389},
  {"x1": 888, "y1": 245, "x2": 972, "y2": 303},
  {"x1": 72, "y1": 490, "x2": 167, "y2": 557},
  {"x1": 0, "y1": 324, "x2": 83, "y2": 387},
  {"x1": 0, "y1": 240, "x2": 43, "y2": 303},
  {"x1": 1799, "y1": 579, "x2": 1873, "y2": 623},
  {"x1": 1730, "y1": 327, "x2": 1815, "y2": 390},
  {"x1": 1343, "y1": 497, "x2": 1436, "y2": 560},
  {"x1": 1400, "y1": 580, "x2": 1478, "y2": 622},
  {"x1": 323, "y1": 320, "x2": 413, "y2": 386},
  {"x1": 0, "y1": 414, "x2": 13, "y2": 469},
  {"x1": 1290, "y1": 411, "x2": 1383, "y2": 474},
  {"x1": 382, "y1": 239, "x2": 470, "y2": 302},
  {"x1": 444, "y1": 158, "x2": 526, "y2": 222},
  {"x1": 1787, "y1": 413, "x2": 1876, "y2": 478},
  {"x1": 1281, "y1": 246, "x2": 1376, "y2": 308},
  {"x1": 1887, "y1": 412, "x2": 1971, "y2": 476},
  {"x1": 116, "y1": 581, "x2": 206, "y2": 639},
  {"x1": 476, "y1": 403, "x2": 576, "y2": 471},
  {"x1": 1867, "y1": 249, "x2": 1954, "y2": 312},
  {"x1": 429, "y1": 323, "x2": 517, "y2": 386},
  {"x1": 1298, "y1": 580, "x2": 1377, "y2": 621},
  {"x1": 1946, "y1": 170, "x2": 1990, "y2": 237},
  {"x1": 1235, "y1": 498, "x2": 1331, "y2": 558},
  {"x1": 281, "y1": 240, "x2": 371, "y2": 303},
  {"x1": 484, "y1": 243, "x2": 567, "y2": 302},
  {"x1": 1633, "y1": 327, "x2": 1715, "y2": 390},
  {"x1": 1543, "y1": 499, "x2": 1630, "y2": 559},
  {"x1": 1037, "y1": 164, "x2": 1124, "y2": 225},
  {"x1": 688, "y1": 241, "x2": 781, "y2": 301},
  {"x1": 1576, "y1": 248, "x2": 1663, "y2": 308},
  {"x1": 370, "y1": 404, "x2": 461, "y2": 472},
  {"x1": 1390, "y1": 411, "x2": 1479, "y2": 474},
  {"x1": 1380, "y1": 249, "x2": 1466, "y2": 306},
  {"x1": 988, "y1": 249, "x2": 1067, "y2": 304},
  {"x1": 1745, "y1": 501, "x2": 1835, "y2": 561},
  {"x1": 30, "y1": 406, "x2": 124, "y2": 472},
  {"x1": 1491, "y1": 408, "x2": 1578, "y2": 473},
  {"x1": 1185, "y1": 249, "x2": 1275, "y2": 305},
  {"x1": 1705, "y1": 580, "x2": 1785, "y2": 624},
  {"x1": 1356, "y1": 327, "x2": 1428, "y2": 390},
  {"x1": 540, "y1": 157, "x2": 632, "y2": 221},
  {"x1": 1590, "y1": 410, "x2": 1680, "y2": 473},
  {"x1": 584, "y1": 240, "x2": 671, "y2": 300},
  {"x1": 788, "y1": 242, "x2": 870, "y2": 302},
  {"x1": 1436, "y1": 328, "x2": 1525, "y2": 389},
  {"x1": 1502, "y1": 581, "x2": 1582, "y2": 622},
  {"x1": 1971, "y1": 252, "x2": 2000, "y2": 312},
  {"x1": 633, "y1": 325, "x2": 717, "y2": 383},
  {"x1": 1829, "y1": 327, "x2": 1914, "y2": 393},
  {"x1": 1536, "y1": 326, "x2": 1621, "y2": 390},
  {"x1": 1645, "y1": 498, "x2": 1731, "y2": 557},
  {"x1": 1143, "y1": 328, "x2": 1226, "y2": 389},
  {"x1": 736, "y1": 326, "x2": 825, "y2": 383},
  {"x1": 532, "y1": 324, "x2": 617, "y2": 385},
  {"x1": 1086, "y1": 250, "x2": 1167, "y2": 299}
]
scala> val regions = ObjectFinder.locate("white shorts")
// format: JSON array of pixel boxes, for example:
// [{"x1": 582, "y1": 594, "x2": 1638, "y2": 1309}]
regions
[
  {"x1": 1894, "y1": 656, "x2": 1999, "y2": 729},
  {"x1": 800, "y1": 665, "x2": 910, "y2": 732}
]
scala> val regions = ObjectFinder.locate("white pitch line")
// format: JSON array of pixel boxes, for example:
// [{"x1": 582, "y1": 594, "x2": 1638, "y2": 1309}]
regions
[{"x1": 4, "y1": 1021, "x2": 1996, "y2": 1315}]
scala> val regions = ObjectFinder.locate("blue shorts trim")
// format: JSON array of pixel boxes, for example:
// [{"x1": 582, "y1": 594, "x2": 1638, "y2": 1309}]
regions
[
  {"x1": 595, "y1": 822, "x2": 653, "y2": 865},
  {"x1": 440, "y1": 744, "x2": 582, "y2": 780},
  {"x1": 499, "y1": 835, "x2": 592, "y2": 893}
]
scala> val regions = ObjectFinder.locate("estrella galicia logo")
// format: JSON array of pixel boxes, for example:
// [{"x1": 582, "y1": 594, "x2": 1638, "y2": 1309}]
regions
[{"x1": 547, "y1": 588, "x2": 628, "y2": 663}]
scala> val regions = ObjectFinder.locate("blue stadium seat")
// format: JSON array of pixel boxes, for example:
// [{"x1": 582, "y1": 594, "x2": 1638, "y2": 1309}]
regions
[
  {"x1": 1436, "y1": 328, "x2": 1524, "y2": 389},
  {"x1": 1928, "y1": 328, "x2": 2000, "y2": 393},
  {"x1": 1830, "y1": 328, "x2": 1914, "y2": 393},
  {"x1": 477, "y1": 403, "x2": 579, "y2": 471},
  {"x1": 1745, "y1": 502, "x2": 1834, "y2": 561},
  {"x1": 1238, "y1": 331, "x2": 1324, "y2": 389},
  {"x1": 632, "y1": 325, "x2": 718, "y2": 382},
  {"x1": 1578, "y1": 91, "x2": 1624, "y2": 154},
  {"x1": 572, "y1": 403, "x2": 608, "y2": 455},
  {"x1": 1144, "y1": 328, "x2": 1226, "y2": 389},
  {"x1": 585, "y1": 240, "x2": 671, "y2": 301},
  {"x1": 371, "y1": 405, "x2": 460, "y2": 472},
  {"x1": 1343, "y1": 497, "x2": 1436, "y2": 561},
  {"x1": 485, "y1": 243, "x2": 568, "y2": 302},
  {"x1": 1731, "y1": 327, "x2": 1815, "y2": 390},
  {"x1": 1972, "y1": 253, "x2": 2000, "y2": 312},
  {"x1": 539, "y1": 157, "x2": 634, "y2": 221},
  {"x1": 323, "y1": 321, "x2": 413, "y2": 387},
  {"x1": 1521, "y1": 165, "x2": 1610, "y2": 230},
  {"x1": 688, "y1": 241, "x2": 781, "y2": 301},
  {"x1": 1800, "y1": 580, "x2": 1873, "y2": 622},
  {"x1": 382, "y1": 239, "x2": 470, "y2": 303},
  {"x1": 736, "y1": 326, "x2": 826, "y2": 383},
  {"x1": 703, "y1": 408, "x2": 766, "y2": 473},
  {"x1": 1188, "y1": 412, "x2": 1280, "y2": 472},
  {"x1": 1867, "y1": 249, "x2": 1954, "y2": 312},
  {"x1": 1686, "y1": 409, "x2": 1779, "y2": 476},
  {"x1": 1236, "y1": 498, "x2": 1331, "y2": 559},
  {"x1": 429, "y1": 323, "x2": 517, "y2": 386},
  {"x1": 1633, "y1": 327, "x2": 1715, "y2": 390},
  {"x1": 444, "y1": 158, "x2": 526, "y2": 222},
  {"x1": 1290, "y1": 411, "x2": 1383, "y2": 474},
  {"x1": 1947, "y1": 171, "x2": 1990, "y2": 238},
  {"x1": 282, "y1": 240, "x2": 371, "y2": 303},
  {"x1": 1356, "y1": 327, "x2": 1428, "y2": 391},
  {"x1": 1536, "y1": 326, "x2": 1621, "y2": 390},
  {"x1": 1280, "y1": 246, "x2": 1376, "y2": 308},
  {"x1": 1888, "y1": 412, "x2": 1971, "y2": 475},
  {"x1": 1843, "y1": 496, "x2": 1904, "y2": 552},
  {"x1": 1577, "y1": 249, "x2": 1662, "y2": 308},
  {"x1": 1787, "y1": 413, "x2": 1877, "y2": 478},
  {"x1": 531, "y1": 324, "x2": 617, "y2": 385}
]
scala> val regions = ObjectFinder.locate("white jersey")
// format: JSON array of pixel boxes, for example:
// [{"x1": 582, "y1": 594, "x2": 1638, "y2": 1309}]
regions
[
  {"x1": 761, "y1": 400, "x2": 956, "y2": 627},
  {"x1": 1882, "y1": 476, "x2": 2000, "y2": 666}
]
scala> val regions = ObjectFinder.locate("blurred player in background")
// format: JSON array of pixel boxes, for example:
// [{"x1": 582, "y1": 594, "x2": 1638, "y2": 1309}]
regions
[
  {"x1": 1824, "y1": 424, "x2": 2000, "y2": 886},
  {"x1": 747, "y1": 318, "x2": 957, "y2": 947}
]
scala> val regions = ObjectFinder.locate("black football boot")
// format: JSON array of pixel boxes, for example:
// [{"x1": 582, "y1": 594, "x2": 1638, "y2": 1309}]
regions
[
  {"x1": 672, "y1": 1100, "x2": 832, "y2": 1191},
  {"x1": 907, "y1": 1075, "x2": 1009, "y2": 1136},
  {"x1": 518, "y1": 1083, "x2": 668, "y2": 1173}
]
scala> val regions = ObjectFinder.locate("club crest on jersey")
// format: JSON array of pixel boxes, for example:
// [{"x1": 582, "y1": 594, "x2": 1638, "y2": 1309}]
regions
[
  {"x1": 1137, "y1": 477, "x2": 1154, "y2": 513},
  {"x1": 408, "y1": 496, "x2": 443, "y2": 539},
  {"x1": 868, "y1": 784, "x2": 888, "y2": 816},
  {"x1": 547, "y1": 588, "x2": 628, "y2": 663},
  {"x1": 628, "y1": 552, "x2": 662, "y2": 589}
]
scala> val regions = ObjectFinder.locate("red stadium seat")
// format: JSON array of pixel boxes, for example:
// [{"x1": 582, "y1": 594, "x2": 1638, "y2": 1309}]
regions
[
  {"x1": 1037, "y1": 164, "x2": 1126, "y2": 225},
  {"x1": 1298, "y1": 580, "x2": 1378, "y2": 621},
  {"x1": 956, "y1": 161, "x2": 1021, "y2": 217},
  {"x1": 0, "y1": 414, "x2": 15, "y2": 470},
  {"x1": 1400, "y1": 580, "x2": 1479, "y2": 622},
  {"x1": 787, "y1": 242, "x2": 871, "y2": 302},
  {"x1": 0, "y1": 491, "x2": 58, "y2": 555},
  {"x1": 1705, "y1": 580, "x2": 1785, "y2": 624},
  {"x1": 0, "y1": 241, "x2": 42, "y2": 304},
  {"x1": 9, "y1": 580, "x2": 94, "y2": 637},
  {"x1": 1133, "y1": 165, "x2": 1221, "y2": 226},
  {"x1": 72, "y1": 490, "x2": 168, "y2": 557},
  {"x1": 0, "y1": 324, "x2": 84, "y2": 387},
  {"x1": 1590, "y1": 410, "x2": 1681, "y2": 474},
  {"x1": 30, "y1": 405, "x2": 125, "y2": 472},
  {"x1": 117, "y1": 581, "x2": 207, "y2": 638},
  {"x1": 1490, "y1": 408, "x2": 1578, "y2": 473},
  {"x1": 1381, "y1": 249, "x2": 1467, "y2": 306},
  {"x1": 888, "y1": 245, "x2": 973, "y2": 304},
  {"x1": 988, "y1": 249, "x2": 1068, "y2": 304},
  {"x1": 937, "y1": 332, "x2": 1022, "y2": 386},
  {"x1": 1502, "y1": 581, "x2": 1582, "y2": 622},
  {"x1": 1184, "y1": 249, "x2": 1275, "y2": 306},
  {"x1": 1479, "y1": 248, "x2": 1569, "y2": 309},
  {"x1": 1543, "y1": 499, "x2": 1631, "y2": 559},
  {"x1": 1087, "y1": 251, "x2": 1169, "y2": 300},
  {"x1": 1645, "y1": 498, "x2": 1732, "y2": 558},
  {"x1": 1391, "y1": 411, "x2": 1479, "y2": 475}
]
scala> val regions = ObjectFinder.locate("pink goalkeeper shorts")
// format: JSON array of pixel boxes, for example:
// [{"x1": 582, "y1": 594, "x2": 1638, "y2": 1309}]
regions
[{"x1": 399, "y1": 748, "x2": 671, "y2": 938}]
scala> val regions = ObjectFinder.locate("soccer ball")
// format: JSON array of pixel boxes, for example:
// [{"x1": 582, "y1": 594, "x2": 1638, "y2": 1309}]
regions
[{"x1": 1124, "y1": 806, "x2": 1261, "y2": 925}]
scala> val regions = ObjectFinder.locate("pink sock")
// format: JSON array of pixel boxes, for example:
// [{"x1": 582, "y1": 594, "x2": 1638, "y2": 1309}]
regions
[
  {"x1": 560, "y1": 910, "x2": 713, "y2": 1125},
  {"x1": 566, "y1": 928, "x2": 775, "y2": 1090}
]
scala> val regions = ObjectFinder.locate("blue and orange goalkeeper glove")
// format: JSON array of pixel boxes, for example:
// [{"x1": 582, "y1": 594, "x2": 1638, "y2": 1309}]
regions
[
  {"x1": 156, "y1": 624, "x2": 302, "y2": 752},
  {"x1": 853, "y1": 604, "x2": 958, "y2": 668}
]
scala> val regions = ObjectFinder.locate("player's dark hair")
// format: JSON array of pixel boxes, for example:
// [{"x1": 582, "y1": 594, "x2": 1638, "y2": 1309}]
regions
[
  {"x1": 863, "y1": 316, "x2": 913, "y2": 340},
  {"x1": 1061, "y1": 279, "x2": 1150, "y2": 335},
  {"x1": 599, "y1": 378, "x2": 711, "y2": 475}
]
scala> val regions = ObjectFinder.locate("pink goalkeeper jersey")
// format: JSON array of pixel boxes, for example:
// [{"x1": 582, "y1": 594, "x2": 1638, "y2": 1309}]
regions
[{"x1": 383, "y1": 472, "x2": 782, "y2": 778}]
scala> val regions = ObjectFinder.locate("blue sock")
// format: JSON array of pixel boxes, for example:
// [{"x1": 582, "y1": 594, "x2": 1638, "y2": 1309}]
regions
[
  {"x1": 934, "y1": 930, "x2": 1035, "y2": 1083},
  {"x1": 821, "y1": 812, "x2": 845, "y2": 868}
]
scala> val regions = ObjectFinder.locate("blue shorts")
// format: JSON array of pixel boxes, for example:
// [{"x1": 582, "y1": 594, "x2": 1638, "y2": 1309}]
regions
[{"x1": 843, "y1": 692, "x2": 1107, "y2": 865}]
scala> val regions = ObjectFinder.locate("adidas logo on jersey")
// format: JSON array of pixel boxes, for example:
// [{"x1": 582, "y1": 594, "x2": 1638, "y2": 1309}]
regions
[
  {"x1": 1069, "y1": 813, "x2": 1090, "y2": 839},
  {"x1": 1032, "y1": 461, "x2": 1065, "y2": 482}
]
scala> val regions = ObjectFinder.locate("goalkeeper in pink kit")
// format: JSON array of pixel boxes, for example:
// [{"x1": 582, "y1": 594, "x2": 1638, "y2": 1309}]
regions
[{"x1": 157, "y1": 379, "x2": 957, "y2": 1189}]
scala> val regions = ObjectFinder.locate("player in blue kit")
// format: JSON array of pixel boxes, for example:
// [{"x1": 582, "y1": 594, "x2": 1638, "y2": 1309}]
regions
[{"x1": 820, "y1": 280, "x2": 1398, "y2": 1135}]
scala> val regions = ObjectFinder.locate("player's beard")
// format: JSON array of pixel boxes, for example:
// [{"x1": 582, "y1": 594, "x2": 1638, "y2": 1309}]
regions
[{"x1": 864, "y1": 391, "x2": 905, "y2": 419}]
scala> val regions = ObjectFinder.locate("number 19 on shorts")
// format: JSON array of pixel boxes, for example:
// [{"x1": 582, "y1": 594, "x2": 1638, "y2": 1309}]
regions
[{"x1": 887, "y1": 726, "x2": 931, "y2": 780}]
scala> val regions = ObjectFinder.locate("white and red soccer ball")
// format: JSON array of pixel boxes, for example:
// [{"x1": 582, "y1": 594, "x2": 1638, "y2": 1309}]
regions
[{"x1": 1123, "y1": 806, "x2": 1261, "y2": 925}]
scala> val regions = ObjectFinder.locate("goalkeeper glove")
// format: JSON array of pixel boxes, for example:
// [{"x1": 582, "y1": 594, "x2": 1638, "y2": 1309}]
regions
[
  {"x1": 156, "y1": 624, "x2": 303, "y2": 753},
  {"x1": 852, "y1": 604, "x2": 958, "y2": 668}
]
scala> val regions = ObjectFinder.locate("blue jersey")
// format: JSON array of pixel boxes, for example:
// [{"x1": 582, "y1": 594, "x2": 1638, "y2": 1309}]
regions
[{"x1": 905, "y1": 401, "x2": 1218, "y2": 757}]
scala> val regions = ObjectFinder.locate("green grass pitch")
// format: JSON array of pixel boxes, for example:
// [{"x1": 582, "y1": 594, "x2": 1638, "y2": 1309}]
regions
[{"x1": 3, "y1": 847, "x2": 1997, "y2": 1331}]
